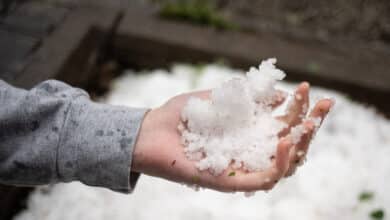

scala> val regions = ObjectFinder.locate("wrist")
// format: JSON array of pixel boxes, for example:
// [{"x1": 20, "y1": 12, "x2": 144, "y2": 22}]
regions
[{"x1": 132, "y1": 108, "x2": 161, "y2": 173}]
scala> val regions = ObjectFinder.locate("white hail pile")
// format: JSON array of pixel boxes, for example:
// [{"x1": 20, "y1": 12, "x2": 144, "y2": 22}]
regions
[
  {"x1": 15, "y1": 64, "x2": 390, "y2": 220},
  {"x1": 180, "y1": 58, "x2": 287, "y2": 174}
]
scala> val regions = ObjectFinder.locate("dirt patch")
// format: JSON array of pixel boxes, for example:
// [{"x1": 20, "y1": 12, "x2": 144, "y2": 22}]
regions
[{"x1": 218, "y1": 0, "x2": 390, "y2": 49}]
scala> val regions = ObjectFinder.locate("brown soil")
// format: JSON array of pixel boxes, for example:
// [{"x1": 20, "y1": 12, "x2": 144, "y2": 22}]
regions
[{"x1": 218, "y1": 0, "x2": 390, "y2": 52}]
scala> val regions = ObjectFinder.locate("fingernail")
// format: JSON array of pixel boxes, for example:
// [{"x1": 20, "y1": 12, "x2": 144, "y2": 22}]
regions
[{"x1": 301, "y1": 82, "x2": 310, "y2": 89}]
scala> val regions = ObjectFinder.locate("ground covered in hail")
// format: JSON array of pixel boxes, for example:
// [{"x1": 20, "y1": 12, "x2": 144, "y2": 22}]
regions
[{"x1": 15, "y1": 64, "x2": 390, "y2": 220}]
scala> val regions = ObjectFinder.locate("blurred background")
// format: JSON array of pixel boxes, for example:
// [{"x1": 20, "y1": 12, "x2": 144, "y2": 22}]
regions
[{"x1": 0, "y1": 0, "x2": 389, "y2": 220}]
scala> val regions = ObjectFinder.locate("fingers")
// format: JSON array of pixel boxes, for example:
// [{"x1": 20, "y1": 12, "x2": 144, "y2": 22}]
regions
[
  {"x1": 201, "y1": 93, "x2": 334, "y2": 193},
  {"x1": 225, "y1": 138, "x2": 293, "y2": 192},
  {"x1": 278, "y1": 82, "x2": 310, "y2": 137},
  {"x1": 285, "y1": 120, "x2": 315, "y2": 176},
  {"x1": 309, "y1": 98, "x2": 333, "y2": 123},
  {"x1": 274, "y1": 137, "x2": 294, "y2": 176},
  {"x1": 284, "y1": 98, "x2": 333, "y2": 177},
  {"x1": 212, "y1": 99, "x2": 334, "y2": 192}
]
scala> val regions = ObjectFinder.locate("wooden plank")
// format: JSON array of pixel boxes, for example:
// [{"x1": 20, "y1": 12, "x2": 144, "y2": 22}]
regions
[
  {"x1": 115, "y1": 7, "x2": 390, "y2": 93},
  {"x1": 0, "y1": 3, "x2": 68, "y2": 38},
  {"x1": 0, "y1": 29, "x2": 38, "y2": 81},
  {"x1": 38, "y1": 0, "x2": 133, "y2": 9},
  {"x1": 1, "y1": 15, "x2": 55, "y2": 38},
  {"x1": 13, "y1": 7, "x2": 122, "y2": 89},
  {"x1": 113, "y1": 6, "x2": 390, "y2": 117}
]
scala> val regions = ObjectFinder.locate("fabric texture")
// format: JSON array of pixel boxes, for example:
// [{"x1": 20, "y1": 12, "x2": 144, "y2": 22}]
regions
[{"x1": 0, "y1": 79, "x2": 148, "y2": 193}]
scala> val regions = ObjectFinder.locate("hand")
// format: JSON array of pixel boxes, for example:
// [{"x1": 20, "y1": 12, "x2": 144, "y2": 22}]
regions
[{"x1": 132, "y1": 82, "x2": 332, "y2": 192}]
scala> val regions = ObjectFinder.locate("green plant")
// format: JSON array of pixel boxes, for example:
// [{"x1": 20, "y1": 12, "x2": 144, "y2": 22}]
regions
[
  {"x1": 159, "y1": 0, "x2": 238, "y2": 30},
  {"x1": 370, "y1": 209, "x2": 384, "y2": 220},
  {"x1": 359, "y1": 191, "x2": 374, "y2": 202}
]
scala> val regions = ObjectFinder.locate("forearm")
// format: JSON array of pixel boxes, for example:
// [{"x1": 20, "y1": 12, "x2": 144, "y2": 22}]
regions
[{"x1": 0, "y1": 79, "x2": 147, "y2": 193}]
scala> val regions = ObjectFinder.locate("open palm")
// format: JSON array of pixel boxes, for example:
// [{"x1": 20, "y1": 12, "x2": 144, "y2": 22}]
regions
[{"x1": 132, "y1": 82, "x2": 332, "y2": 192}]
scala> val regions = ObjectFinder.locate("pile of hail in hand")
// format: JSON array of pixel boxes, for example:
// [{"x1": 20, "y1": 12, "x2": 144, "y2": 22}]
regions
[{"x1": 179, "y1": 58, "x2": 319, "y2": 175}]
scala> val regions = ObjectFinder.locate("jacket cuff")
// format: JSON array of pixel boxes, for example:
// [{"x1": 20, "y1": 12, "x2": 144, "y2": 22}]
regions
[{"x1": 57, "y1": 96, "x2": 147, "y2": 193}]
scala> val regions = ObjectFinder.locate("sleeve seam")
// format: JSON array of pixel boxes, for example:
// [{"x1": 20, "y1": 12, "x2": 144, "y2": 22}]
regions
[
  {"x1": 54, "y1": 94, "x2": 86, "y2": 182},
  {"x1": 126, "y1": 109, "x2": 150, "y2": 192}
]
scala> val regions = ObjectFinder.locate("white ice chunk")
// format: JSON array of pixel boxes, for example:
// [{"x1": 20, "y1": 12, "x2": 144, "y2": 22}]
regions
[{"x1": 180, "y1": 59, "x2": 287, "y2": 175}]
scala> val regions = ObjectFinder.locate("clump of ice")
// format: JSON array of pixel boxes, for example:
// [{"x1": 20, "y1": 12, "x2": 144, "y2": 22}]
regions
[
  {"x1": 180, "y1": 59, "x2": 287, "y2": 174},
  {"x1": 290, "y1": 124, "x2": 308, "y2": 145}
]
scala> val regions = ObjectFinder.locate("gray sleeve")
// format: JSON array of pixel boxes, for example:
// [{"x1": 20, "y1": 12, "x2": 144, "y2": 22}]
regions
[{"x1": 0, "y1": 79, "x2": 148, "y2": 193}]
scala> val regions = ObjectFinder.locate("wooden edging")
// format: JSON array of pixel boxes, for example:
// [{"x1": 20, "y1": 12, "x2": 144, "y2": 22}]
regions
[
  {"x1": 113, "y1": 6, "x2": 390, "y2": 116},
  {"x1": 13, "y1": 7, "x2": 122, "y2": 89}
]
